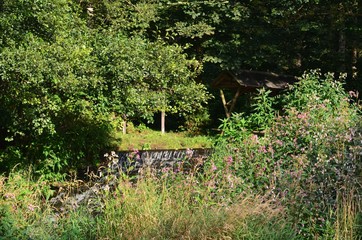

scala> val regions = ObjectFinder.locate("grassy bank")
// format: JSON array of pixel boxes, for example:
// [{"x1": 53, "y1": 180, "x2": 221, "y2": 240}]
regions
[
  {"x1": 115, "y1": 125, "x2": 213, "y2": 150},
  {"x1": 1, "y1": 167, "x2": 360, "y2": 239},
  {"x1": 0, "y1": 170, "x2": 299, "y2": 240}
]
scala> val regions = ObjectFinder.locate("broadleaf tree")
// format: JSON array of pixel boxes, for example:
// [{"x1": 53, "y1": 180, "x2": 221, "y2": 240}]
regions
[{"x1": 93, "y1": 30, "x2": 210, "y2": 127}]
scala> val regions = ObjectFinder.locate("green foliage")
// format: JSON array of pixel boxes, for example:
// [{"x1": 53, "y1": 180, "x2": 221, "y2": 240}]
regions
[
  {"x1": 213, "y1": 70, "x2": 362, "y2": 238},
  {"x1": 181, "y1": 109, "x2": 211, "y2": 135},
  {"x1": 0, "y1": 169, "x2": 298, "y2": 240},
  {"x1": 0, "y1": 0, "x2": 211, "y2": 178},
  {"x1": 0, "y1": 0, "x2": 114, "y2": 178},
  {"x1": 76, "y1": 0, "x2": 160, "y2": 35},
  {"x1": 0, "y1": 169, "x2": 98, "y2": 239},
  {"x1": 94, "y1": 31, "x2": 210, "y2": 123},
  {"x1": 283, "y1": 70, "x2": 350, "y2": 112},
  {"x1": 218, "y1": 88, "x2": 276, "y2": 142},
  {"x1": 122, "y1": 0, "x2": 361, "y2": 95}
]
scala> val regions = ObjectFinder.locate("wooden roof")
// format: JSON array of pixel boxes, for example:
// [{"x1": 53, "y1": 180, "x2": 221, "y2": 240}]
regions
[{"x1": 212, "y1": 70, "x2": 298, "y2": 92}]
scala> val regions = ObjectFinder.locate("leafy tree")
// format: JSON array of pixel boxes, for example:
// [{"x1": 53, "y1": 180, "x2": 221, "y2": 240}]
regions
[
  {"x1": 0, "y1": 0, "x2": 112, "y2": 178},
  {"x1": 93, "y1": 30, "x2": 210, "y2": 124},
  {"x1": 146, "y1": 0, "x2": 360, "y2": 80},
  {"x1": 0, "y1": 0, "x2": 211, "y2": 178}
]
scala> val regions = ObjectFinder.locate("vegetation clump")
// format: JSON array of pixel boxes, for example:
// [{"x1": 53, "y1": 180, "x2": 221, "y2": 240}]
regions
[{"x1": 212, "y1": 70, "x2": 362, "y2": 238}]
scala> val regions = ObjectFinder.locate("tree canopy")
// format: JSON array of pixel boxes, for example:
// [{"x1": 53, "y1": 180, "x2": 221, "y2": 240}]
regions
[{"x1": 0, "y1": 0, "x2": 360, "y2": 177}]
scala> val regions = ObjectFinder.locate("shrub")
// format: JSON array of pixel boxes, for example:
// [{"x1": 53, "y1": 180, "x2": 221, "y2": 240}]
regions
[{"x1": 212, "y1": 70, "x2": 362, "y2": 238}]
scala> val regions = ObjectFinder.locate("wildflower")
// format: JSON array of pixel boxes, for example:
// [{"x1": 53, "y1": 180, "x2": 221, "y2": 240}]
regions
[
  {"x1": 275, "y1": 139, "x2": 283, "y2": 146},
  {"x1": 186, "y1": 148, "x2": 194, "y2": 158},
  {"x1": 161, "y1": 167, "x2": 171, "y2": 173},
  {"x1": 349, "y1": 90, "x2": 358, "y2": 98},
  {"x1": 4, "y1": 193, "x2": 15, "y2": 199},
  {"x1": 225, "y1": 156, "x2": 233, "y2": 165},
  {"x1": 250, "y1": 134, "x2": 259, "y2": 143},
  {"x1": 297, "y1": 112, "x2": 307, "y2": 119},
  {"x1": 27, "y1": 204, "x2": 36, "y2": 212},
  {"x1": 258, "y1": 145, "x2": 268, "y2": 153},
  {"x1": 103, "y1": 185, "x2": 110, "y2": 191},
  {"x1": 211, "y1": 164, "x2": 217, "y2": 172}
]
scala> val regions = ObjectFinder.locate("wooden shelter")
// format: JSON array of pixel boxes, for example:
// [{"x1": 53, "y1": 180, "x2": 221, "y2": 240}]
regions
[{"x1": 212, "y1": 70, "x2": 298, "y2": 117}]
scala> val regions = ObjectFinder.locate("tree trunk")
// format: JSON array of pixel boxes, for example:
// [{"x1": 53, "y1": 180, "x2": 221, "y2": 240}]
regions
[
  {"x1": 161, "y1": 111, "x2": 165, "y2": 134},
  {"x1": 338, "y1": 28, "x2": 346, "y2": 72},
  {"x1": 220, "y1": 89, "x2": 230, "y2": 118},
  {"x1": 122, "y1": 120, "x2": 127, "y2": 134}
]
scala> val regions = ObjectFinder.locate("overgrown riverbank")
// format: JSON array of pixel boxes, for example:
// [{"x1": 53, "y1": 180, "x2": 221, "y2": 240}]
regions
[{"x1": 1, "y1": 71, "x2": 361, "y2": 239}]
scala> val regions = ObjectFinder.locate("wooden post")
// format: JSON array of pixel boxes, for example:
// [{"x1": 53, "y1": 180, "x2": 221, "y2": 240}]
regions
[
  {"x1": 220, "y1": 89, "x2": 230, "y2": 118},
  {"x1": 161, "y1": 111, "x2": 165, "y2": 134},
  {"x1": 220, "y1": 88, "x2": 241, "y2": 118},
  {"x1": 229, "y1": 87, "x2": 241, "y2": 114}
]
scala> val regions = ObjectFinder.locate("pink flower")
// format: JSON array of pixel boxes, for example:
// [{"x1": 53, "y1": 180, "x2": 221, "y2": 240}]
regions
[
  {"x1": 186, "y1": 148, "x2": 194, "y2": 158},
  {"x1": 251, "y1": 134, "x2": 259, "y2": 143},
  {"x1": 275, "y1": 140, "x2": 283, "y2": 146},
  {"x1": 225, "y1": 156, "x2": 233, "y2": 165},
  {"x1": 349, "y1": 90, "x2": 358, "y2": 98},
  {"x1": 4, "y1": 193, "x2": 15, "y2": 199},
  {"x1": 27, "y1": 204, "x2": 36, "y2": 212},
  {"x1": 211, "y1": 164, "x2": 217, "y2": 171},
  {"x1": 297, "y1": 112, "x2": 307, "y2": 119},
  {"x1": 258, "y1": 145, "x2": 268, "y2": 153},
  {"x1": 161, "y1": 167, "x2": 171, "y2": 173}
]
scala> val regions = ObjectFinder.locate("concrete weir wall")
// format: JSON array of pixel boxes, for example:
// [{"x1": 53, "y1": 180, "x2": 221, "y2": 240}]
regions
[
  {"x1": 51, "y1": 148, "x2": 213, "y2": 213},
  {"x1": 109, "y1": 148, "x2": 213, "y2": 173}
]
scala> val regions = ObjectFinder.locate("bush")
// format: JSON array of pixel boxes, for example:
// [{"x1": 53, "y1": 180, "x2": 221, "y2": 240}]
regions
[{"x1": 212, "y1": 70, "x2": 362, "y2": 238}]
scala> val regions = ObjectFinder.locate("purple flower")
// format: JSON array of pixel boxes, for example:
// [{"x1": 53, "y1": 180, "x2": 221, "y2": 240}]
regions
[
  {"x1": 258, "y1": 145, "x2": 267, "y2": 153},
  {"x1": 226, "y1": 156, "x2": 233, "y2": 165},
  {"x1": 161, "y1": 167, "x2": 171, "y2": 173},
  {"x1": 27, "y1": 204, "x2": 36, "y2": 212},
  {"x1": 349, "y1": 90, "x2": 358, "y2": 98},
  {"x1": 275, "y1": 140, "x2": 283, "y2": 146}
]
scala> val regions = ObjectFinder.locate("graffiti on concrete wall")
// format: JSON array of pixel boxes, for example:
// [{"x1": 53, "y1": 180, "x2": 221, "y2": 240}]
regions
[{"x1": 111, "y1": 148, "x2": 212, "y2": 173}]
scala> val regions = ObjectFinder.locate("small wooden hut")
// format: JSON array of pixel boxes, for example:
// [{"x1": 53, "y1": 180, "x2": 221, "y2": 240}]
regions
[{"x1": 212, "y1": 70, "x2": 298, "y2": 117}]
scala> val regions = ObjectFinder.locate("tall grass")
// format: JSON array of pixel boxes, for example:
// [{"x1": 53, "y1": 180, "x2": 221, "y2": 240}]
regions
[
  {"x1": 96, "y1": 173, "x2": 297, "y2": 240},
  {"x1": 335, "y1": 188, "x2": 362, "y2": 240},
  {"x1": 0, "y1": 169, "x2": 298, "y2": 240}
]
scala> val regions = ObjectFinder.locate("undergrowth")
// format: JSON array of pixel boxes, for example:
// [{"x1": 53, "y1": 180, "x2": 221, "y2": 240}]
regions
[
  {"x1": 1, "y1": 70, "x2": 361, "y2": 239},
  {"x1": 0, "y1": 169, "x2": 298, "y2": 240}
]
